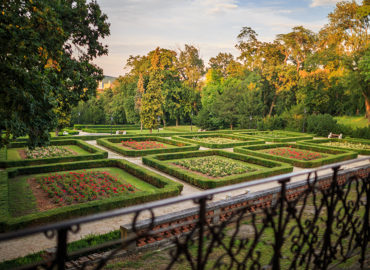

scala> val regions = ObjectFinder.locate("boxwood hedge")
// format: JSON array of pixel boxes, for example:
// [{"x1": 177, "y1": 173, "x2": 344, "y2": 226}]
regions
[
  {"x1": 297, "y1": 138, "x2": 370, "y2": 155},
  {"x1": 0, "y1": 140, "x2": 107, "y2": 168},
  {"x1": 172, "y1": 133, "x2": 265, "y2": 149},
  {"x1": 234, "y1": 143, "x2": 357, "y2": 168},
  {"x1": 97, "y1": 136, "x2": 200, "y2": 157},
  {"x1": 74, "y1": 124, "x2": 140, "y2": 130},
  {"x1": 0, "y1": 159, "x2": 183, "y2": 232},
  {"x1": 237, "y1": 130, "x2": 313, "y2": 142},
  {"x1": 142, "y1": 150, "x2": 292, "y2": 189}
]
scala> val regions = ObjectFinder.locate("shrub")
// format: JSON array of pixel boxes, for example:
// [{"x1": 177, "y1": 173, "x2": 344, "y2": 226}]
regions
[
  {"x1": 257, "y1": 115, "x2": 287, "y2": 131},
  {"x1": 306, "y1": 114, "x2": 341, "y2": 136}
]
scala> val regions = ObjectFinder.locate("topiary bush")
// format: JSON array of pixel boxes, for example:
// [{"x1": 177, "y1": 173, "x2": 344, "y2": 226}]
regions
[{"x1": 306, "y1": 114, "x2": 341, "y2": 137}]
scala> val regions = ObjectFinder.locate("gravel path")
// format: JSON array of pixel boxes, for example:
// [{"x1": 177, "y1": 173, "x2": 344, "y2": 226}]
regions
[{"x1": 0, "y1": 138, "x2": 368, "y2": 262}]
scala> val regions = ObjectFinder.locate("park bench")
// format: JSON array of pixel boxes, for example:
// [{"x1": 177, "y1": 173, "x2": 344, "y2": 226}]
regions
[
  {"x1": 328, "y1": 132, "x2": 342, "y2": 139},
  {"x1": 115, "y1": 130, "x2": 126, "y2": 135}
]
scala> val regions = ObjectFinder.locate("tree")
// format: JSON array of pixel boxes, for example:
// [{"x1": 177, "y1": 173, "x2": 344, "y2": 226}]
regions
[
  {"x1": 0, "y1": 0, "x2": 110, "y2": 147},
  {"x1": 135, "y1": 73, "x2": 145, "y2": 131},
  {"x1": 177, "y1": 44, "x2": 205, "y2": 89},
  {"x1": 140, "y1": 70, "x2": 164, "y2": 132}
]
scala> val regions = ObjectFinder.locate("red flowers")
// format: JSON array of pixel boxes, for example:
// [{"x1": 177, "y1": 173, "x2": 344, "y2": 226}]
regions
[
  {"x1": 265, "y1": 146, "x2": 325, "y2": 161},
  {"x1": 121, "y1": 139, "x2": 167, "y2": 150},
  {"x1": 36, "y1": 171, "x2": 139, "y2": 206}
]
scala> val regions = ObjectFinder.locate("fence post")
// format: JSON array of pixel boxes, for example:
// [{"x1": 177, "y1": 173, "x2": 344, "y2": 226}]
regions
[{"x1": 56, "y1": 228, "x2": 68, "y2": 270}]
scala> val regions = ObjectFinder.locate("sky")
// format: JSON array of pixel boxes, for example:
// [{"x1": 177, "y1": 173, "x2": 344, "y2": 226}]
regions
[{"x1": 93, "y1": 0, "x2": 346, "y2": 77}]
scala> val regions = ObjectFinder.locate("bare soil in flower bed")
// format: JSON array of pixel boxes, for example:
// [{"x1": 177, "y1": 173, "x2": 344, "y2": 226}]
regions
[
  {"x1": 191, "y1": 137, "x2": 244, "y2": 144},
  {"x1": 8, "y1": 167, "x2": 157, "y2": 217}
]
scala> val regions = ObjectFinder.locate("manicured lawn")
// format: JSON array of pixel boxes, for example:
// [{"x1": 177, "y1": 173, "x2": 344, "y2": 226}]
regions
[
  {"x1": 334, "y1": 116, "x2": 369, "y2": 129},
  {"x1": 191, "y1": 136, "x2": 244, "y2": 144},
  {"x1": 1, "y1": 159, "x2": 182, "y2": 231},
  {"x1": 234, "y1": 143, "x2": 357, "y2": 168},
  {"x1": 9, "y1": 167, "x2": 157, "y2": 218},
  {"x1": 164, "y1": 125, "x2": 200, "y2": 132},
  {"x1": 143, "y1": 150, "x2": 292, "y2": 189}
]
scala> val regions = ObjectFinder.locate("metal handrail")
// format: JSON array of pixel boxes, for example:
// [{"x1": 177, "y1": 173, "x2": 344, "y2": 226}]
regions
[{"x1": 1, "y1": 156, "x2": 368, "y2": 242}]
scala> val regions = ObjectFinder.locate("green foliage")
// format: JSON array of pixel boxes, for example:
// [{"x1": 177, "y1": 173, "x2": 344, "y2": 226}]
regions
[
  {"x1": 143, "y1": 150, "x2": 292, "y2": 189},
  {"x1": 97, "y1": 136, "x2": 199, "y2": 157},
  {"x1": 0, "y1": 0, "x2": 110, "y2": 148},
  {"x1": 306, "y1": 114, "x2": 341, "y2": 136},
  {"x1": 235, "y1": 143, "x2": 357, "y2": 168},
  {"x1": 0, "y1": 159, "x2": 182, "y2": 231}
]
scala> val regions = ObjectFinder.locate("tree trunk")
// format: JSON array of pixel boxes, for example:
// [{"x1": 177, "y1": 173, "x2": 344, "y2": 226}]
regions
[
  {"x1": 176, "y1": 118, "x2": 179, "y2": 127},
  {"x1": 268, "y1": 95, "x2": 277, "y2": 117},
  {"x1": 149, "y1": 128, "x2": 152, "y2": 134},
  {"x1": 162, "y1": 118, "x2": 166, "y2": 127},
  {"x1": 140, "y1": 121, "x2": 143, "y2": 132},
  {"x1": 55, "y1": 128, "x2": 59, "y2": 137},
  {"x1": 364, "y1": 93, "x2": 370, "y2": 122},
  {"x1": 230, "y1": 123, "x2": 233, "y2": 130}
]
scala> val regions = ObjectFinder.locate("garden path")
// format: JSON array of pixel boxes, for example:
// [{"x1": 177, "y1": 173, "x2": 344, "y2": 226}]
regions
[{"x1": 0, "y1": 139, "x2": 368, "y2": 261}]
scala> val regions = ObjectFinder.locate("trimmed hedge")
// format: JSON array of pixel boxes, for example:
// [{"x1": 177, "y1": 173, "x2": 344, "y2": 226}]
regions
[
  {"x1": 97, "y1": 136, "x2": 200, "y2": 157},
  {"x1": 142, "y1": 150, "x2": 292, "y2": 189},
  {"x1": 172, "y1": 133, "x2": 265, "y2": 149},
  {"x1": 0, "y1": 140, "x2": 107, "y2": 168},
  {"x1": 74, "y1": 124, "x2": 140, "y2": 130},
  {"x1": 0, "y1": 159, "x2": 183, "y2": 231},
  {"x1": 237, "y1": 130, "x2": 313, "y2": 142},
  {"x1": 234, "y1": 143, "x2": 357, "y2": 168},
  {"x1": 297, "y1": 138, "x2": 370, "y2": 155}
]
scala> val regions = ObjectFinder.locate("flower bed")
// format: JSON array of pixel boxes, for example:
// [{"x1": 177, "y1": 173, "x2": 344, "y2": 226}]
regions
[
  {"x1": 297, "y1": 138, "x2": 370, "y2": 155},
  {"x1": 36, "y1": 171, "x2": 138, "y2": 206},
  {"x1": 173, "y1": 156, "x2": 255, "y2": 178},
  {"x1": 122, "y1": 140, "x2": 167, "y2": 150},
  {"x1": 25, "y1": 146, "x2": 74, "y2": 159},
  {"x1": 172, "y1": 134, "x2": 264, "y2": 149},
  {"x1": 97, "y1": 136, "x2": 199, "y2": 157},
  {"x1": 143, "y1": 150, "x2": 292, "y2": 189},
  {"x1": 0, "y1": 159, "x2": 183, "y2": 231},
  {"x1": 237, "y1": 131, "x2": 313, "y2": 142},
  {"x1": 0, "y1": 140, "x2": 107, "y2": 168},
  {"x1": 260, "y1": 147, "x2": 325, "y2": 161},
  {"x1": 234, "y1": 143, "x2": 357, "y2": 168}
]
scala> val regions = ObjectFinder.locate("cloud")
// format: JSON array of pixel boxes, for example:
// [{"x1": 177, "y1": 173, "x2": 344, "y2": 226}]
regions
[
  {"x1": 310, "y1": 0, "x2": 341, "y2": 7},
  {"x1": 94, "y1": 0, "x2": 333, "y2": 76}
]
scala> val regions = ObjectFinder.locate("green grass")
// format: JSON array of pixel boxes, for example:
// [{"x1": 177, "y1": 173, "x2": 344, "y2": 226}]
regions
[
  {"x1": 8, "y1": 167, "x2": 158, "y2": 218},
  {"x1": 126, "y1": 129, "x2": 179, "y2": 135},
  {"x1": 334, "y1": 116, "x2": 369, "y2": 129},
  {"x1": 6, "y1": 148, "x2": 22, "y2": 161},
  {"x1": 117, "y1": 141, "x2": 178, "y2": 150},
  {"x1": 164, "y1": 125, "x2": 200, "y2": 133}
]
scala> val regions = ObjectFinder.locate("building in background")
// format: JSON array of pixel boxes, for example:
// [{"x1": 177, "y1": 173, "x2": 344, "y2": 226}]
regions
[{"x1": 97, "y1": 76, "x2": 117, "y2": 94}]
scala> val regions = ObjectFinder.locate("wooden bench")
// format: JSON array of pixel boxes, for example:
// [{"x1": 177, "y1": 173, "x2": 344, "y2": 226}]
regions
[{"x1": 328, "y1": 132, "x2": 342, "y2": 139}]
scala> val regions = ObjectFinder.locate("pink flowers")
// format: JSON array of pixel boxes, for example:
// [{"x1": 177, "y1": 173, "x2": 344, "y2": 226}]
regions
[
  {"x1": 265, "y1": 146, "x2": 325, "y2": 161},
  {"x1": 36, "y1": 171, "x2": 138, "y2": 205},
  {"x1": 121, "y1": 139, "x2": 167, "y2": 150}
]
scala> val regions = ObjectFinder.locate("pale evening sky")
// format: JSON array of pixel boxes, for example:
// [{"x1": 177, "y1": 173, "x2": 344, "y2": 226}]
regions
[{"x1": 93, "y1": 0, "x2": 346, "y2": 77}]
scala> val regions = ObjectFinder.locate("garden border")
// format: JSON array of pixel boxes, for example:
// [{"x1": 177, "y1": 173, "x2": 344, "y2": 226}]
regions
[
  {"x1": 236, "y1": 130, "x2": 313, "y2": 142},
  {"x1": 171, "y1": 133, "x2": 265, "y2": 149},
  {"x1": 297, "y1": 138, "x2": 370, "y2": 155},
  {"x1": 0, "y1": 140, "x2": 107, "y2": 168},
  {"x1": 142, "y1": 150, "x2": 292, "y2": 189},
  {"x1": 0, "y1": 159, "x2": 183, "y2": 231},
  {"x1": 97, "y1": 136, "x2": 200, "y2": 157},
  {"x1": 234, "y1": 143, "x2": 357, "y2": 168}
]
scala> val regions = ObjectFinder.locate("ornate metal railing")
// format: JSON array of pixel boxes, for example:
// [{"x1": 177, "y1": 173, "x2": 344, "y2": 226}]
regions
[{"x1": 0, "y1": 157, "x2": 369, "y2": 270}]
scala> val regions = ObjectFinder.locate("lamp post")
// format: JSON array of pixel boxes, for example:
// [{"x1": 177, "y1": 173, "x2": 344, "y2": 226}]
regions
[
  {"x1": 78, "y1": 112, "x2": 80, "y2": 125},
  {"x1": 110, "y1": 116, "x2": 113, "y2": 135},
  {"x1": 249, "y1": 115, "x2": 252, "y2": 129},
  {"x1": 190, "y1": 111, "x2": 193, "y2": 131},
  {"x1": 157, "y1": 116, "x2": 160, "y2": 133}
]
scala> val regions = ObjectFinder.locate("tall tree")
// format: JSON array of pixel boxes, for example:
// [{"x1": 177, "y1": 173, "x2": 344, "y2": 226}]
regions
[
  {"x1": 0, "y1": 0, "x2": 110, "y2": 147},
  {"x1": 135, "y1": 73, "x2": 145, "y2": 131},
  {"x1": 140, "y1": 70, "x2": 164, "y2": 132},
  {"x1": 177, "y1": 44, "x2": 205, "y2": 89}
]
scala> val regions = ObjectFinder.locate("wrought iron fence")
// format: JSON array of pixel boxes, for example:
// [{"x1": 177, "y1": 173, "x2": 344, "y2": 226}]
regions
[{"x1": 0, "y1": 157, "x2": 369, "y2": 270}]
